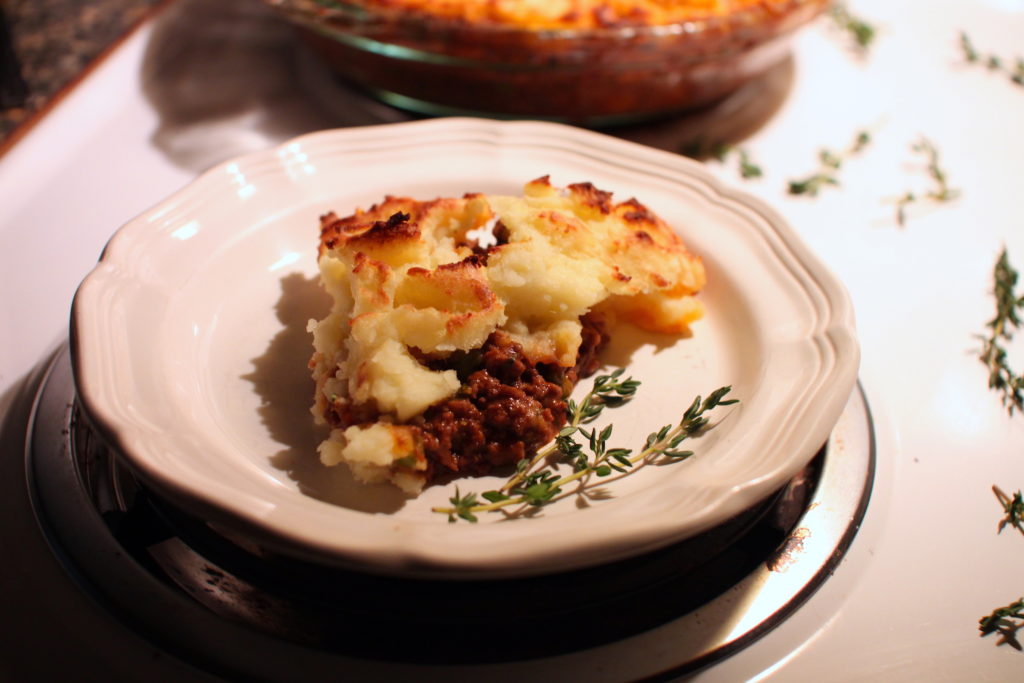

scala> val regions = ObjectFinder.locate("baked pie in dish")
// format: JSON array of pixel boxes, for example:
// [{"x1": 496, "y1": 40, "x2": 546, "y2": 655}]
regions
[{"x1": 264, "y1": 0, "x2": 828, "y2": 123}]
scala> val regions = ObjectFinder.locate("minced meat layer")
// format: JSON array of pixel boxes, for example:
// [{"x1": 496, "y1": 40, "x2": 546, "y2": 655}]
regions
[
  {"x1": 412, "y1": 314, "x2": 608, "y2": 480},
  {"x1": 321, "y1": 315, "x2": 608, "y2": 482}
]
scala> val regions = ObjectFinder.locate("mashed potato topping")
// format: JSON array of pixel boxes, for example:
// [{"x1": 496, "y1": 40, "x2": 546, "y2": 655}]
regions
[{"x1": 308, "y1": 177, "x2": 705, "y2": 493}]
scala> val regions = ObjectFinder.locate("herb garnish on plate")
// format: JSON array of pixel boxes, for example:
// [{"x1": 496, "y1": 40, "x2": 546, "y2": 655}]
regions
[{"x1": 433, "y1": 370, "x2": 737, "y2": 523}]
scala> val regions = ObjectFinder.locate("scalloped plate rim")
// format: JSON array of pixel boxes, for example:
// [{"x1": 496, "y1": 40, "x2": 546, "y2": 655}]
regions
[{"x1": 70, "y1": 117, "x2": 859, "y2": 578}]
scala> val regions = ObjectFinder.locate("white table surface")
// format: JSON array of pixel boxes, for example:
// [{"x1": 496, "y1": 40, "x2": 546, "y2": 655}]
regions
[{"x1": 2, "y1": 0, "x2": 1024, "y2": 680}]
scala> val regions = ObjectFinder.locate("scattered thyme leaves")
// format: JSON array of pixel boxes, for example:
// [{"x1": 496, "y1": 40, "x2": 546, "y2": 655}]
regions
[
  {"x1": 737, "y1": 149, "x2": 764, "y2": 179},
  {"x1": 827, "y1": 2, "x2": 877, "y2": 56},
  {"x1": 680, "y1": 139, "x2": 762, "y2": 180},
  {"x1": 994, "y1": 486, "x2": 1024, "y2": 537},
  {"x1": 978, "y1": 248, "x2": 1024, "y2": 414},
  {"x1": 980, "y1": 599, "x2": 1024, "y2": 651},
  {"x1": 787, "y1": 130, "x2": 871, "y2": 197},
  {"x1": 432, "y1": 378, "x2": 738, "y2": 522},
  {"x1": 960, "y1": 31, "x2": 1024, "y2": 88},
  {"x1": 960, "y1": 31, "x2": 980, "y2": 63},
  {"x1": 893, "y1": 136, "x2": 960, "y2": 226},
  {"x1": 980, "y1": 487, "x2": 1024, "y2": 649}
]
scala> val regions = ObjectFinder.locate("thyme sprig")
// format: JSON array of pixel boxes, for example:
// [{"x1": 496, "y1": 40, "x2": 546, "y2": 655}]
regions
[
  {"x1": 960, "y1": 31, "x2": 1024, "y2": 88},
  {"x1": 827, "y1": 2, "x2": 877, "y2": 56},
  {"x1": 978, "y1": 248, "x2": 1024, "y2": 414},
  {"x1": 787, "y1": 130, "x2": 871, "y2": 197},
  {"x1": 893, "y1": 136, "x2": 960, "y2": 226},
  {"x1": 434, "y1": 378, "x2": 737, "y2": 523}
]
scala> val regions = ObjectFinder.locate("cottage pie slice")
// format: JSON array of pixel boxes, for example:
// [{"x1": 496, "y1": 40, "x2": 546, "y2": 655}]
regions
[{"x1": 308, "y1": 176, "x2": 705, "y2": 494}]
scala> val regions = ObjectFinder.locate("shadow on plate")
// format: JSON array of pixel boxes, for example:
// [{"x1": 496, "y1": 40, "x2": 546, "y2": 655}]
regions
[
  {"x1": 242, "y1": 271, "x2": 703, "y2": 515},
  {"x1": 242, "y1": 272, "x2": 408, "y2": 514}
]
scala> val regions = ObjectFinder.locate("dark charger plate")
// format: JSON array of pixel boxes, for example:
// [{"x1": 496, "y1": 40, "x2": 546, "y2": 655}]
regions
[{"x1": 28, "y1": 346, "x2": 871, "y2": 676}]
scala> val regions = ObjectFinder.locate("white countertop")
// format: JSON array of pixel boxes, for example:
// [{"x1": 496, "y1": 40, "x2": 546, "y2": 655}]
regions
[{"x1": 2, "y1": 0, "x2": 1024, "y2": 679}]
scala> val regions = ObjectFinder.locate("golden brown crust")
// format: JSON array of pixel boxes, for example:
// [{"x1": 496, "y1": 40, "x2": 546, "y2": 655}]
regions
[{"x1": 347, "y1": 0, "x2": 770, "y2": 30}]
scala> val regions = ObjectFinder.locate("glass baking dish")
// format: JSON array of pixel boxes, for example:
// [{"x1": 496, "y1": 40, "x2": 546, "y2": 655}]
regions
[{"x1": 264, "y1": 0, "x2": 828, "y2": 125}]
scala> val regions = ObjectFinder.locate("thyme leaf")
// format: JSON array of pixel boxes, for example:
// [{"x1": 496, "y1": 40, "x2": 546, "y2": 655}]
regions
[
  {"x1": 980, "y1": 599, "x2": 1024, "y2": 651},
  {"x1": 432, "y1": 377, "x2": 738, "y2": 522},
  {"x1": 787, "y1": 130, "x2": 871, "y2": 197},
  {"x1": 827, "y1": 2, "x2": 877, "y2": 56},
  {"x1": 960, "y1": 31, "x2": 980, "y2": 63},
  {"x1": 445, "y1": 488, "x2": 480, "y2": 523},
  {"x1": 978, "y1": 248, "x2": 1024, "y2": 414},
  {"x1": 893, "y1": 136, "x2": 960, "y2": 226},
  {"x1": 994, "y1": 486, "x2": 1024, "y2": 537},
  {"x1": 737, "y1": 149, "x2": 764, "y2": 179}
]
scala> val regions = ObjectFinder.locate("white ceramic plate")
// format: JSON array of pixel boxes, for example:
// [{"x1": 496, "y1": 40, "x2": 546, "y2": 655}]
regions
[{"x1": 71, "y1": 118, "x2": 858, "y2": 578}]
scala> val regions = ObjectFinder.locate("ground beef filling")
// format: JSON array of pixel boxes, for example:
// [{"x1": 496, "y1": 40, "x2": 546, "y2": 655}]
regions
[
  {"x1": 412, "y1": 316, "x2": 608, "y2": 480},
  {"x1": 322, "y1": 315, "x2": 609, "y2": 482}
]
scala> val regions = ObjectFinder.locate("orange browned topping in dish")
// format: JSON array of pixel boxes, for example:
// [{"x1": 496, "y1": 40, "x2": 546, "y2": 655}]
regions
[
  {"x1": 307, "y1": 177, "x2": 705, "y2": 493},
  {"x1": 354, "y1": 0, "x2": 769, "y2": 29}
]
